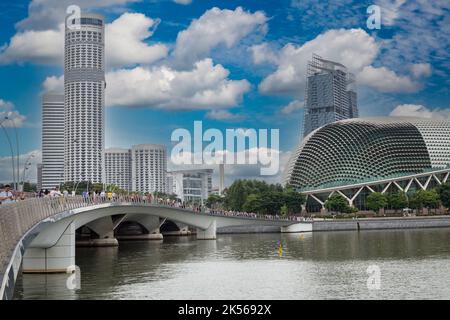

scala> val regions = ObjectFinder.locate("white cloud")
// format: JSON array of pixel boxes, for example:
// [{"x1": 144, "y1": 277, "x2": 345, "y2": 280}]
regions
[
  {"x1": 173, "y1": 0, "x2": 192, "y2": 4},
  {"x1": 258, "y1": 28, "x2": 426, "y2": 96},
  {"x1": 249, "y1": 43, "x2": 279, "y2": 65},
  {"x1": 172, "y1": 7, "x2": 267, "y2": 68},
  {"x1": 0, "y1": 12, "x2": 166, "y2": 68},
  {"x1": 0, "y1": 25, "x2": 64, "y2": 65},
  {"x1": 0, "y1": 99, "x2": 26, "y2": 127},
  {"x1": 280, "y1": 100, "x2": 304, "y2": 114},
  {"x1": 390, "y1": 104, "x2": 450, "y2": 119},
  {"x1": 42, "y1": 75, "x2": 64, "y2": 93},
  {"x1": 358, "y1": 66, "x2": 421, "y2": 93},
  {"x1": 0, "y1": 150, "x2": 41, "y2": 184},
  {"x1": 409, "y1": 63, "x2": 432, "y2": 78},
  {"x1": 259, "y1": 28, "x2": 378, "y2": 95},
  {"x1": 106, "y1": 58, "x2": 250, "y2": 110},
  {"x1": 375, "y1": 0, "x2": 407, "y2": 26},
  {"x1": 16, "y1": 0, "x2": 138, "y2": 30},
  {"x1": 206, "y1": 110, "x2": 245, "y2": 121},
  {"x1": 106, "y1": 13, "x2": 168, "y2": 68}
]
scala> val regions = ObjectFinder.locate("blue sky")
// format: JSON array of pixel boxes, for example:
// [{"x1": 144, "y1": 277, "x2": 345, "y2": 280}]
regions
[{"x1": 0, "y1": 0, "x2": 449, "y2": 184}]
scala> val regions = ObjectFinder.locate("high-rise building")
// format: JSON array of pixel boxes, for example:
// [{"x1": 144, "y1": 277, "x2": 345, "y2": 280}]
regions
[
  {"x1": 167, "y1": 169, "x2": 213, "y2": 204},
  {"x1": 131, "y1": 144, "x2": 167, "y2": 193},
  {"x1": 303, "y1": 54, "x2": 358, "y2": 137},
  {"x1": 105, "y1": 148, "x2": 132, "y2": 191},
  {"x1": 41, "y1": 93, "x2": 65, "y2": 189},
  {"x1": 64, "y1": 13, "x2": 105, "y2": 183}
]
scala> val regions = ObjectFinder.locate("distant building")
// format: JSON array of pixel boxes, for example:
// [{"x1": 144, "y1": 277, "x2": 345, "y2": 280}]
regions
[
  {"x1": 105, "y1": 148, "x2": 132, "y2": 191},
  {"x1": 41, "y1": 93, "x2": 64, "y2": 190},
  {"x1": 167, "y1": 169, "x2": 213, "y2": 204},
  {"x1": 303, "y1": 54, "x2": 358, "y2": 137},
  {"x1": 64, "y1": 13, "x2": 105, "y2": 183},
  {"x1": 131, "y1": 144, "x2": 167, "y2": 193}
]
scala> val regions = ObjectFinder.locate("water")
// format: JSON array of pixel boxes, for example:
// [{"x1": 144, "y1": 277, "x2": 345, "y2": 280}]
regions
[{"x1": 13, "y1": 229, "x2": 450, "y2": 299}]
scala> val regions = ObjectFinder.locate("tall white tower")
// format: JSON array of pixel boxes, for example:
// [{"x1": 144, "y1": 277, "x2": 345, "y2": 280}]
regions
[
  {"x1": 64, "y1": 13, "x2": 105, "y2": 183},
  {"x1": 131, "y1": 144, "x2": 167, "y2": 193}
]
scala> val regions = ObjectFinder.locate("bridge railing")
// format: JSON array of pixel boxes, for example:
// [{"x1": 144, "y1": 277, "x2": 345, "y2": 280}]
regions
[{"x1": 1, "y1": 195, "x2": 306, "y2": 274}]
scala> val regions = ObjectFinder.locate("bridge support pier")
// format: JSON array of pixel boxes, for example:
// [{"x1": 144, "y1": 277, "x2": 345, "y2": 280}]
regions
[
  {"x1": 23, "y1": 222, "x2": 75, "y2": 274},
  {"x1": 196, "y1": 221, "x2": 216, "y2": 240},
  {"x1": 281, "y1": 223, "x2": 313, "y2": 233}
]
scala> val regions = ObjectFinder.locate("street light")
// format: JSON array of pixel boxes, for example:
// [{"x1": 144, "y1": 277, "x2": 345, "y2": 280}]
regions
[
  {"x1": 0, "y1": 118, "x2": 16, "y2": 190},
  {"x1": 3, "y1": 114, "x2": 20, "y2": 191}
]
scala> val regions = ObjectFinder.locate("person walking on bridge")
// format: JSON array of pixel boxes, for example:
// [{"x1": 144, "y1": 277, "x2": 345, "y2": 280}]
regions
[{"x1": 0, "y1": 184, "x2": 15, "y2": 204}]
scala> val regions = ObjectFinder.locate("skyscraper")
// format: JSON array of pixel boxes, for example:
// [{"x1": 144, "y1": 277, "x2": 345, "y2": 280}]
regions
[
  {"x1": 41, "y1": 93, "x2": 64, "y2": 189},
  {"x1": 105, "y1": 148, "x2": 132, "y2": 191},
  {"x1": 131, "y1": 144, "x2": 167, "y2": 193},
  {"x1": 64, "y1": 13, "x2": 105, "y2": 183},
  {"x1": 303, "y1": 54, "x2": 358, "y2": 137}
]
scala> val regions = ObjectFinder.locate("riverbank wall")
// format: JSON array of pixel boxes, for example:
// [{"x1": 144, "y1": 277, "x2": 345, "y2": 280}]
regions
[{"x1": 216, "y1": 216, "x2": 450, "y2": 234}]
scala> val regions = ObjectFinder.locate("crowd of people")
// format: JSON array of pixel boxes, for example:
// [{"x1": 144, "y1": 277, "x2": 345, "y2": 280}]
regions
[{"x1": 1, "y1": 184, "x2": 308, "y2": 221}]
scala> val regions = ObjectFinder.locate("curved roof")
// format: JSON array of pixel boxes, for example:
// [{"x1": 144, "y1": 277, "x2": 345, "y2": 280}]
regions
[{"x1": 285, "y1": 117, "x2": 450, "y2": 190}]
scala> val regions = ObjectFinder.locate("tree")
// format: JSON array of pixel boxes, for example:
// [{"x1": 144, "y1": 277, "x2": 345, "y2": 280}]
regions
[
  {"x1": 242, "y1": 193, "x2": 261, "y2": 213},
  {"x1": 206, "y1": 194, "x2": 223, "y2": 209},
  {"x1": 409, "y1": 190, "x2": 440, "y2": 214},
  {"x1": 438, "y1": 183, "x2": 450, "y2": 209},
  {"x1": 283, "y1": 187, "x2": 305, "y2": 215},
  {"x1": 367, "y1": 192, "x2": 388, "y2": 213},
  {"x1": 387, "y1": 192, "x2": 408, "y2": 213},
  {"x1": 325, "y1": 194, "x2": 350, "y2": 213},
  {"x1": 224, "y1": 180, "x2": 247, "y2": 211}
]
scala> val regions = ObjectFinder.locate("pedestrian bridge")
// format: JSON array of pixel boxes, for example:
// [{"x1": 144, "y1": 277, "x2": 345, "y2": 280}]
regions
[{"x1": 0, "y1": 196, "x2": 311, "y2": 299}]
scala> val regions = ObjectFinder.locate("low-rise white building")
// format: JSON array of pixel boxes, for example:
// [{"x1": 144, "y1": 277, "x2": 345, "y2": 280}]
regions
[{"x1": 167, "y1": 169, "x2": 213, "y2": 204}]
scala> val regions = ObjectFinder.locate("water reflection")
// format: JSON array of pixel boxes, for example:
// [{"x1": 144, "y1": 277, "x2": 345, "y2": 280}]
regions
[{"x1": 14, "y1": 229, "x2": 450, "y2": 300}]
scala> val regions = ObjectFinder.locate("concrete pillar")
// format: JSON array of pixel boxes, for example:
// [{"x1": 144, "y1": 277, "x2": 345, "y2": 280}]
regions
[
  {"x1": 281, "y1": 223, "x2": 313, "y2": 233},
  {"x1": 23, "y1": 222, "x2": 75, "y2": 274},
  {"x1": 197, "y1": 220, "x2": 216, "y2": 240},
  {"x1": 81, "y1": 216, "x2": 119, "y2": 247}
]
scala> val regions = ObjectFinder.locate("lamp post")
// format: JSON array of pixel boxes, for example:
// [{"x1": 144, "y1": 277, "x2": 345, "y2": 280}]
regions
[
  {"x1": 3, "y1": 114, "x2": 20, "y2": 191},
  {"x1": 20, "y1": 153, "x2": 35, "y2": 192},
  {"x1": 0, "y1": 118, "x2": 16, "y2": 190}
]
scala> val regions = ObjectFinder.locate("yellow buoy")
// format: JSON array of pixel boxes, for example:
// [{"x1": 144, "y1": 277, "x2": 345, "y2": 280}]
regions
[{"x1": 278, "y1": 243, "x2": 283, "y2": 257}]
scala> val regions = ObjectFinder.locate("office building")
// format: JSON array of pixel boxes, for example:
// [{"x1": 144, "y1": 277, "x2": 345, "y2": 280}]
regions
[
  {"x1": 105, "y1": 148, "x2": 132, "y2": 191},
  {"x1": 41, "y1": 93, "x2": 65, "y2": 189},
  {"x1": 131, "y1": 144, "x2": 167, "y2": 193},
  {"x1": 167, "y1": 169, "x2": 213, "y2": 203}
]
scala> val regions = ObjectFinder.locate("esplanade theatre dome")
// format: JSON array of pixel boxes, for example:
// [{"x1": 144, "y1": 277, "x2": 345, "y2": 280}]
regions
[{"x1": 284, "y1": 117, "x2": 450, "y2": 191}]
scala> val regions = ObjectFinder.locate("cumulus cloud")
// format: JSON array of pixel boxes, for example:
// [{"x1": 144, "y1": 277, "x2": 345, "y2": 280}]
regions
[
  {"x1": 358, "y1": 66, "x2": 421, "y2": 93},
  {"x1": 106, "y1": 13, "x2": 168, "y2": 68},
  {"x1": 173, "y1": 0, "x2": 192, "y2": 4},
  {"x1": 280, "y1": 100, "x2": 304, "y2": 114},
  {"x1": 42, "y1": 75, "x2": 64, "y2": 93},
  {"x1": 0, "y1": 99, "x2": 26, "y2": 127},
  {"x1": 106, "y1": 59, "x2": 250, "y2": 110},
  {"x1": 172, "y1": 7, "x2": 267, "y2": 68},
  {"x1": 409, "y1": 63, "x2": 432, "y2": 78},
  {"x1": 249, "y1": 43, "x2": 279, "y2": 65},
  {"x1": 0, "y1": 25, "x2": 64, "y2": 65},
  {"x1": 205, "y1": 110, "x2": 245, "y2": 121},
  {"x1": 258, "y1": 28, "x2": 427, "y2": 96},
  {"x1": 0, "y1": 150, "x2": 41, "y2": 184},
  {"x1": 16, "y1": 0, "x2": 138, "y2": 30},
  {"x1": 390, "y1": 104, "x2": 450, "y2": 119},
  {"x1": 0, "y1": 12, "x2": 166, "y2": 68}
]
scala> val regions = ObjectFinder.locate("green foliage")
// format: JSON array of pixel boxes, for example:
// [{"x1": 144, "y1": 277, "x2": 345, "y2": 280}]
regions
[
  {"x1": 367, "y1": 192, "x2": 388, "y2": 212},
  {"x1": 223, "y1": 179, "x2": 305, "y2": 215},
  {"x1": 387, "y1": 192, "x2": 408, "y2": 212},
  {"x1": 409, "y1": 189, "x2": 440, "y2": 211},
  {"x1": 438, "y1": 183, "x2": 450, "y2": 209},
  {"x1": 324, "y1": 194, "x2": 351, "y2": 213},
  {"x1": 206, "y1": 194, "x2": 223, "y2": 208}
]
